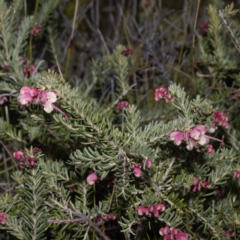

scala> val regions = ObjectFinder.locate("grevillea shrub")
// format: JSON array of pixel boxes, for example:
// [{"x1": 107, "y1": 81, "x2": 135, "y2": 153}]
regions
[{"x1": 1, "y1": 1, "x2": 240, "y2": 240}]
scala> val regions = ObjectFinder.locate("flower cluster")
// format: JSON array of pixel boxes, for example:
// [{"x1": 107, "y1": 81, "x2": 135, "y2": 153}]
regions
[
  {"x1": 212, "y1": 110, "x2": 229, "y2": 130},
  {"x1": 116, "y1": 101, "x2": 129, "y2": 110},
  {"x1": 159, "y1": 226, "x2": 190, "y2": 240},
  {"x1": 132, "y1": 160, "x2": 152, "y2": 178},
  {"x1": 0, "y1": 212, "x2": 6, "y2": 225},
  {"x1": 234, "y1": 171, "x2": 240, "y2": 179},
  {"x1": 86, "y1": 173, "x2": 98, "y2": 185},
  {"x1": 155, "y1": 87, "x2": 174, "y2": 103},
  {"x1": 169, "y1": 125, "x2": 222, "y2": 151},
  {"x1": 13, "y1": 147, "x2": 42, "y2": 169},
  {"x1": 137, "y1": 203, "x2": 166, "y2": 218},
  {"x1": 31, "y1": 24, "x2": 41, "y2": 36},
  {"x1": 96, "y1": 213, "x2": 116, "y2": 223},
  {"x1": 192, "y1": 178, "x2": 210, "y2": 192},
  {"x1": 17, "y1": 86, "x2": 68, "y2": 119}
]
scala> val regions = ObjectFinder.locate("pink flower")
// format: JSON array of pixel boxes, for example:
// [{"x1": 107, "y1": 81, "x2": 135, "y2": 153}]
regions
[
  {"x1": 116, "y1": 101, "x2": 129, "y2": 110},
  {"x1": 2, "y1": 65, "x2": 9, "y2": 72},
  {"x1": 137, "y1": 206, "x2": 146, "y2": 216},
  {"x1": 145, "y1": 208, "x2": 151, "y2": 216},
  {"x1": 202, "y1": 181, "x2": 210, "y2": 188},
  {"x1": 18, "y1": 86, "x2": 38, "y2": 105},
  {"x1": 190, "y1": 125, "x2": 206, "y2": 140},
  {"x1": 108, "y1": 213, "x2": 116, "y2": 220},
  {"x1": 149, "y1": 204, "x2": 154, "y2": 212},
  {"x1": 234, "y1": 171, "x2": 240, "y2": 179},
  {"x1": 155, "y1": 203, "x2": 166, "y2": 212},
  {"x1": 20, "y1": 86, "x2": 38, "y2": 98},
  {"x1": 30, "y1": 88, "x2": 39, "y2": 97},
  {"x1": 13, "y1": 150, "x2": 24, "y2": 160},
  {"x1": 121, "y1": 48, "x2": 133, "y2": 56},
  {"x1": 213, "y1": 110, "x2": 229, "y2": 129},
  {"x1": 190, "y1": 125, "x2": 209, "y2": 146},
  {"x1": 153, "y1": 209, "x2": 159, "y2": 217},
  {"x1": 176, "y1": 232, "x2": 189, "y2": 240},
  {"x1": 200, "y1": 22, "x2": 209, "y2": 32},
  {"x1": 13, "y1": 148, "x2": 41, "y2": 169},
  {"x1": 20, "y1": 86, "x2": 32, "y2": 95},
  {"x1": 31, "y1": 24, "x2": 41, "y2": 36},
  {"x1": 198, "y1": 135, "x2": 209, "y2": 145},
  {"x1": 186, "y1": 137, "x2": 197, "y2": 151},
  {"x1": 169, "y1": 131, "x2": 184, "y2": 146},
  {"x1": 206, "y1": 144, "x2": 215, "y2": 156},
  {"x1": 0, "y1": 212, "x2": 6, "y2": 225},
  {"x1": 164, "y1": 233, "x2": 175, "y2": 240},
  {"x1": 159, "y1": 226, "x2": 170, "y2": 236},
  {"x1": 155, "y1": 87, "x2": 168, "y2": 100},
  {"x1": 86, "y1": 173, "x2": 98, "y2": 185},
  {"x1": 18, "y1": 86, "x2": 68, "y2": 119},
  {"x1": 146, "y1": 159, "x2": 152, "y2": 169},
  {"x1": 0, "y1": 96, "x2": 8, "y2": 105},
  {"x1": 39, "y1": 90, "x2": 57, "y2": 113},
  {"x1": 17, "y1": 93, "x2": 32, "y2": 105},
  {"x1": 23, "y1": 65, "x2": 36, "y2": 77},
  {"x1": 171, "y1": 228, "x2": 179, "y2": 235},
  {"x1": 133, "y1": 167, "x2": 142, "y2": 177},
  {"x1": 155, "y1": 87, "x2": 174, "y2": 103},
  {"x1": 193, "y1": 178, "x2": 201, "y2": 192}
]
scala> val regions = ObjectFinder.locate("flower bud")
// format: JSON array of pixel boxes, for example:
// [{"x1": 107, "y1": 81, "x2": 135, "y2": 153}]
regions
[
  {"x1": 133, "y1": 167, "x2": 142, "y2": 178},
  {"x1": 86, "y1": 173, "x2": 98, "y2": 185},
  {"x1": 146, "y1": 159, "x2": 152, "y2": 169},
  {"x1": 137, "y1": 206, "x2": 146, "y2": 216}
]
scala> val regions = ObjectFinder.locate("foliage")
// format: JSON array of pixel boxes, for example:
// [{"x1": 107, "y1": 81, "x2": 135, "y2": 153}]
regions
[{"x1": 0, "y1": 0, "x2": 240, "y2": 240}]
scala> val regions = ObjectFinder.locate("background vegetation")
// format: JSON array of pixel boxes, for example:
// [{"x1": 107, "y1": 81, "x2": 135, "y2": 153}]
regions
[{"x1": 0, "y1": 0, "x2": 240, "y2": 239}]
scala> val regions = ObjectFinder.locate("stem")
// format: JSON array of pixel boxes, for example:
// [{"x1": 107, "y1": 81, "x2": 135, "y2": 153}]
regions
[{"x1": 52, "y1": 104, "x2": 69, "y2": 120}]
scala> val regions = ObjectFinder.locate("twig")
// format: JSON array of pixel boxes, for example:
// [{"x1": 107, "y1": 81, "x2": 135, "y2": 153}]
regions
[
  {"x1": 48, "y1": 208, "x2": 111, "y2": 240},
  {"x1": 162, "y1": 157, "x2": 175, "y2": 182}
]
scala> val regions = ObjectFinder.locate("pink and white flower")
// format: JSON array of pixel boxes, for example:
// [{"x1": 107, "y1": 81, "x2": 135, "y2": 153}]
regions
[
  {"x1": 86, "y1": 173, "x2": 98, "y2": 185},
  {"x1": 169, "y1": 131, "x2": 184, "y2": 146},
  {"x1": 155, "y1": 87, "x2": 174, "y2": 103},
  {"x1": 146, "y1": 159, "x2": 152, "y2": 169},
  {"x1": 13, "y1": 150, "x2": 24, "y2": 160},
  {"x1": 116, "y1": 101, "x2": 129, "y2": 110},
  {"x1": 17, "y1": 86, "x2": 68, "y2": 119},
  {"x1": 137, "y1": 206, "x2": 146, "y2": 216},
  {"x1": 206, "y1": 144, "x2": 215, "y2": 156},
  {"x1": 39, "y1": 90, "x2": 57, "y2": 113},
  {"x1": 159, "y1": 226, "x2": 171, "y2": 236},
  {"x1": 133, "y1": 167, "x2": 142, "y2": 177},
  {"x1": 155, "y1": 203, "x2": 166, "y2": 212}
]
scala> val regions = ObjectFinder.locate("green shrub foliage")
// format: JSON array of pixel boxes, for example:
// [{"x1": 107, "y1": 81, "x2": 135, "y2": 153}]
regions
[{"x1": 0, "y1": 1, "x2": 240, "y2": 239}]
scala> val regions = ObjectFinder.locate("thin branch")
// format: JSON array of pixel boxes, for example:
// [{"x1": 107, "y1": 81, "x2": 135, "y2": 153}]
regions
[{"x1": 47, "y1": 208, "x2": 111, "y2": 240}]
